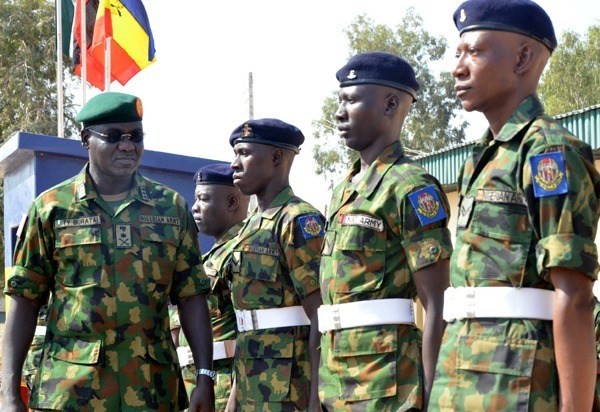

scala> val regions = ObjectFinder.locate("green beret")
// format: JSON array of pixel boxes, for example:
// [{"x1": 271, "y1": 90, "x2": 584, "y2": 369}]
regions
[{"x1": 75, "y1": 92, "x2": 143, "y2": 127}]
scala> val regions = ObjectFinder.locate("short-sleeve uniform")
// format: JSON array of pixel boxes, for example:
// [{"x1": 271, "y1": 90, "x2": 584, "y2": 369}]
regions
[
  {"x1": 225, "y1": 186, "x2": 323, "y2": 412},
  {"x1": 5, "y1": 165, "x2": 210, "y2": 411},
  {"x1": 175, "y1": 220, "x2": 243, "y2": 410},
  {"x1": 430, "y1": 96, "x2": 600, "y2": 411},
  {"x1": 319, "y1": 141, "x2": 453, "y2": 411}
]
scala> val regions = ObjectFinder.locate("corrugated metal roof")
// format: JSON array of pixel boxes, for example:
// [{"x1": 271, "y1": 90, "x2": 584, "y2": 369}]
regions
[{"x1": 415, "y1": 104, "x2": 600, "y2": 187}]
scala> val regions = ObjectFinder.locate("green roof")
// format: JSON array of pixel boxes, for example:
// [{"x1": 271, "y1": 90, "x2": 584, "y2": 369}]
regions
[{"x1": 416, "y1": 104, "x2": 600, "y2": 187}]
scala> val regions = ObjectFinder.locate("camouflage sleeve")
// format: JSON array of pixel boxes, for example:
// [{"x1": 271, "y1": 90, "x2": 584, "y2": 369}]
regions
[
  {"x1": 170, "y1": 205, "x2": 211, "y2": 303},
  {"x1": 280, "y1": 212, "x2": 324, "y2": 299},
  {"x1": 399, "y1": 178, "x2": 453, "y2": 274},
  {"x1": 4, "y1": 202, "x2": 53, "y2": 301},
  {"x1": 523, "y1": 144, "x2": 600, "y2": 281}
]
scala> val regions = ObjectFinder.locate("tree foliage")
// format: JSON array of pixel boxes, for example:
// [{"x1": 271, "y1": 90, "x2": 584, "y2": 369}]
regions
[
  {"x1": 0, "y1": 0, "x2": 79, "y2": 142},
  {"x1": 312, "y1": 10, "x2": 467, "y2": 185},
  {"x1": 539, "y1": 24, "x2": 600, "y2": 116}
]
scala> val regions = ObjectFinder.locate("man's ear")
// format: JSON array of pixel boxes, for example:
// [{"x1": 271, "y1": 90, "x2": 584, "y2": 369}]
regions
[
  {"x1": 227, "y1": 193, "x2": 239, "y2": 212},
  {"x1": 515, "y1": 42, "x2": 534, "y2": 74},
  {"x1": 384, "y1": 93, "x2": 400, "y2": 117},
  {"x1": 272, "y1": 147, "x2": 283, "y2": 166},
  {"x1": 81, "y1": 129, "x2": 90, "y2": 149}
]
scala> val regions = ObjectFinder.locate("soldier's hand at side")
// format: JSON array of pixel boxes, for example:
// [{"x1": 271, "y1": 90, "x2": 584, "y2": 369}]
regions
[{"x1": 188, "y1": 376, "x2": 215, "y2": 412}]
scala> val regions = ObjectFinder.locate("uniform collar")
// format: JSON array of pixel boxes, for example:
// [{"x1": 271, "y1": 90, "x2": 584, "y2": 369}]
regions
[
  {"x1": 75, "y1": 163, "x2": 155, "y2": 206},
  {"x1": 347, "y1": 140, "x2": 405, "y2": 199},
  {"x1": 484, "y1": 94, "x2": 545, "y2": 143},
  {"x1": 261, "y1": 186, "x2": 295, "y2": 220},
  {"x1": 214, "y1": 220, "x2": 245, "y2": 248}
]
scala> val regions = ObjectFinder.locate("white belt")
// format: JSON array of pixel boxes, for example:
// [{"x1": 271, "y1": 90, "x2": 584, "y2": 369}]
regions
[
  {"x1": 235, "y1": 306, "x2": 310, "y2": 332},
  {"x1": 176, "y1": 339, "x2": 237, "y2": 367},
  {"x1": 317, "y1": 299, "x2": 415, "y2": 333},
  {"x1": 443, "y1": 286, "x2": 555, "y2": 322},
  {"x1": 34, "y1": 325, "x2": 47, "y2": 336}
]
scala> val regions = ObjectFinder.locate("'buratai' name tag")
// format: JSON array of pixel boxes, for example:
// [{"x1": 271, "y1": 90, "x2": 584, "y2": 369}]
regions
[{"x1": 56, "y1": 215, "x2": 101, "y2": 228}]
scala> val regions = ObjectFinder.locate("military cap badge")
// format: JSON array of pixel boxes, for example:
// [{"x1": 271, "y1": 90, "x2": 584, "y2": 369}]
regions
[
  {"x1": 347, "y1": 70, "x2": 357, "y2": 80},
  {"x1": 242, "y1": 123, "x2": 253, "y2": 138}
]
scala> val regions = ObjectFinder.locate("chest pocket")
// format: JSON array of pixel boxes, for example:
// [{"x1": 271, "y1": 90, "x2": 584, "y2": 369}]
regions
[
  {"x1": 468, "y1": 202, "x2": 533, "y2": 286},
  {"x1": 55, "y1": 226, "x2": 102, "y2": 286},
  {"x1": 236, "y1": 244, "x2": 282, "y2": 308},
  {"x1": 141, "y1": 224, "x2": 179, "y2": 289},
  {"x1": 333, "y1": 223, "x2": 386, "y2": 294}
]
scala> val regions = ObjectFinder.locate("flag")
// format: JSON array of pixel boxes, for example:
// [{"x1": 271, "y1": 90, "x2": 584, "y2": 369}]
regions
[
  {"x1": 72, "y1": 0, "x2": 105, "y2": 90},
  {"x1": 58, "y1": 0, "x2": 75, "y2": 57},
  {"x1": 72, "y1": 0, "x2": 156, "y2": 90}
]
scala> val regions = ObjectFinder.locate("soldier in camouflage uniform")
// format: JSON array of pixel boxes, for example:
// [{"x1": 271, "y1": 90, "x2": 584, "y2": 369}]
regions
[
  {"x1": 430, "y1": 1, "x2": 600, "y2": 410},
  {"x1": 318, "y1": 52, "x2": 452, "y2": 411},
  {"x1": 224, "y1": 118, "x2": 324, "y2": 411},
  {"x1": 171, "y1": 163, "x2": 250, "y2": 411},
  {"x1": 1, "y1": 92, "x2": 215, "y2": 412}
]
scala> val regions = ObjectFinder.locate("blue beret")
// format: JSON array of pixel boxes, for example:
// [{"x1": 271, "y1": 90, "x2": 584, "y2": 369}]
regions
[
  {"x1": 194, "y1": 163, "x2": 234, "y2": 186},
  {"x1": 75, "y1": 92, "x2": 143, "y2": 127},
  {"x1": 453, "y1": 0, "x2": 557, "y2": 52},
  {"x1": 229, "y1": 118, "x2": 305, "y2": 153},
  {"x1": 336, "y1": 52, "x2": 420, "y2": 101}
]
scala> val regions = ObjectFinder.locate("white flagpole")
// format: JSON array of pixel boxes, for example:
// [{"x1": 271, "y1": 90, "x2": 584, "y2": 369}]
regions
[
  {"x1": 80, "y1": 0, "x2": 87, "y2": 104},
  {"x1": 56, "y1": 0, "x2": 64, "y2": 137},
  {"x1": 105, "y1": 37, "x2": 111, "y2": 92}
]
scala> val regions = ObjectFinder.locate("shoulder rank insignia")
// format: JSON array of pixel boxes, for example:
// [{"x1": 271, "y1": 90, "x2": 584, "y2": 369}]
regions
[
  {"x1": 530, "y1": 151, "x2": 568, "y2": 198},
  {"x1": 298, "y1": 214, "x2": 325, "y2": 239},
  {"x1": 408, "y1": 185, "x2": 447, "y2": 226}
]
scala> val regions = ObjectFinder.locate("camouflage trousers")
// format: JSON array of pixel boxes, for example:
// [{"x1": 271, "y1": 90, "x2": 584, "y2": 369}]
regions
[
  {"x1": 429, "y1": 318, "x2": 559, "y2": 411},
  {"x1": 181, "y1": 357, "x2": 235, "y2": 411}
]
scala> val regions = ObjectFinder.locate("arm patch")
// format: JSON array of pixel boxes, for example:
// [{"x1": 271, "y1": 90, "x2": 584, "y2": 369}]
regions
[
  {"x1": 408, "y1": 185, "x2": 447, "y2": 226},
  {"x1": 530, "y1": 151, "x2": 568, "y2": 198},
  {"x1": 297, "y1": 214, "x2": 325, "y2": 239}
]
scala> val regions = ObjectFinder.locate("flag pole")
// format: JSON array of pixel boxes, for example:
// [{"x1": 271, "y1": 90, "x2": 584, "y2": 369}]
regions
[
  {"x1": 80, "y1": 0, "x2": 87, "y2": 104},
  {"x1": 105, "y1": 37, "x2": 111, "y2": 92},
  {"x1": 56, "y1": 0, "x2": 65, "y2": 137}
]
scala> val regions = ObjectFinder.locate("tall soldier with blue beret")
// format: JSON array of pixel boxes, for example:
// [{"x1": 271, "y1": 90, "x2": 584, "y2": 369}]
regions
[
  {"x1": 1, "y1": 92, "x2": 215, "y2": 412},
  {"x1": 224, "y1": 118, "x2": 324, "y2": 411},
  {"x1": 430, "y1": 1, "x2": 600, "y2": 410},
  {"x1": 318, "y1": 51, "x2": 452, "y2": 411},
  {"x1": 170, "y1": 163, "x2": 250, "y2": 411}
]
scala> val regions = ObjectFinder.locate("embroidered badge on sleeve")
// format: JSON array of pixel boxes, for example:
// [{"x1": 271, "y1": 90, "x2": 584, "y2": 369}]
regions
[
  {"x1": 298, "y1": 214, "x2": 325, "y2": 239},
  {"x1": 530, "y1": 151, "x2": 568, "y2": 198},
  {"x1": 408, "y1": 185, "x2": 447, "y2": 226}
]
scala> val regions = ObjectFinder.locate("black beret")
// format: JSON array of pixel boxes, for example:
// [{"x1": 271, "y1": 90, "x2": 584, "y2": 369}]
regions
[
  {"x1": 75, "y1": 92, "x2": 143, "y2": 127},
  {"x1": 453, "y1": 0, "x2": 557, "y2": 52},
  {"x1": 229, "y1": 118, "x2": 305, "y2": 153},
  {"x1": 194, "y1": 163, "x2": 234, "y2": 186},
  {"x1": 336, "y1": 52, "x2": 420, "y2": 101}
]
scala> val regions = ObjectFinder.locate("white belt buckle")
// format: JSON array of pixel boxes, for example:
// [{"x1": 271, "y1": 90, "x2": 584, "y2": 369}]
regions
[
  {"x1": 465, "y1": 286, "x2": 476, "y2": 318},
  {"x1": 332, "y1": 305, "x2": 342, "y2": 330},
  {"x1": 236, "y1": 310, "x2": 257, "y2": 332}
]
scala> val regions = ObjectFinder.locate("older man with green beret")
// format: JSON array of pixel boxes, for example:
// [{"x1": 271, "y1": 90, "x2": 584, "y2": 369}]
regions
[{"x1": 1, "y1": 92, "x2": 215, "y2": 412}]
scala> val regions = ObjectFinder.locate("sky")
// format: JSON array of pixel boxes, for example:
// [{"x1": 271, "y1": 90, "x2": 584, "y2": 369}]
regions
[{"x1": 86, "y1": 0, "x2": 600, "y2": 213}]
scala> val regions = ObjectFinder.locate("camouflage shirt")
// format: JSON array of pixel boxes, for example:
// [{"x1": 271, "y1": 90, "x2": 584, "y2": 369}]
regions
[
  {"x1": 431, "y1": 95, "x2": 600, "y2": 411},
  {"x1": 5, "y1": 164, "x2": 210, "y2": 411},
  {"x1": 319, "y1": 140, "x2": 452, "y2": 411},
  {"x1": 173, "y1": 220, "x2": 243, "y2": 410},
  {"x1": 224, "y1": 186, "x2": 324, "y2": 411}
]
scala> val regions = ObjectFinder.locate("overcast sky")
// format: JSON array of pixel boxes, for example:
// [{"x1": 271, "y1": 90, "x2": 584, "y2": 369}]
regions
[{"x1": 84, "y1": 0, "x2": 600, "y2": 212}]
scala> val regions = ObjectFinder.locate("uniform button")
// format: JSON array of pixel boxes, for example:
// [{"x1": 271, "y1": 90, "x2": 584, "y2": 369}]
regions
[
  {"x1": 429, "y1": 246, "x2": 439, "y2": 254},
  {"x1": 563, "y1": 251, "x2": 572, "y2": 260},
  {"x1": 10, "y1": 280, "x2": 17, "y2": 287}
]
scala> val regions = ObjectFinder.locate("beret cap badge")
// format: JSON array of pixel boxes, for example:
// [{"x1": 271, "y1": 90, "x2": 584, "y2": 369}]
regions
[
  {"x1": 460, "y1": 9, "x2": 467, "y2": 23},
  {"x1": 135, "y1": 98, "x2": 143, "y2": 117},
  {"x1": 242, "y1": 123, "x2": 253, "y2": 138},
  {"x1": 347, "y1": 70, "x2": 357, "y2": 80}
]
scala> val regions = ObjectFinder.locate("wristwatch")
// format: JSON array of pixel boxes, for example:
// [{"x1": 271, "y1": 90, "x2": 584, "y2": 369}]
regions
[{"x1": 195, "y1": 368, "x2": 216, "y2": 382}]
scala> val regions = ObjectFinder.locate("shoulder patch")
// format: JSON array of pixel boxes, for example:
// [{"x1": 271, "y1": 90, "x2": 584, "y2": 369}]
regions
[
  {"x1": 408, "y1": 185, "x2": 447, "y2": 226},
  {"x1": 530, "y1": 151, "x2": 568, "y2": 198},
  {"x1": 297, "y1": 214, "x2": 325, "y2": 239}
]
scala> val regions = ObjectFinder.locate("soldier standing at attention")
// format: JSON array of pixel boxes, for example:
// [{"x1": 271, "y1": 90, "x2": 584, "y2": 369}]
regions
[
  {"x1": 172, "y1": 163, "x2": 250, "y2": 411},
  {"x1": 1, "y1": 92, "x2": 215, "y2": 412},
  {"x1": 318, "y1": 51, "x2": 452, "y2": 411},
  {"x1": 225, "y1": 118, "x2": 324, "y2": 411},
  {"x1": 430, "y1": 1, "x2": 600, "y2": 410}
]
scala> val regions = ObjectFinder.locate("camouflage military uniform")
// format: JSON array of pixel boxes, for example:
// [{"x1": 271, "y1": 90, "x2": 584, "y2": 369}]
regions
[
  {"x1": 172, "y1": 220, "x2": 243, "y2": 411},
  {"x1": 430, "y1": 96, "x2": 600, "y2": 411},
  {"x1": 5, "y1": 164, "x2": 210, "y2": 411},
  {"x1": 224, "y1": 186, "x2": 323, "y2": 412},
  {"x1": 318, "y1": 140, "x2": 452, "y2": 411},
  {"x1": 23, "y1": 301, "x2": 51, "y2": 392}
]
